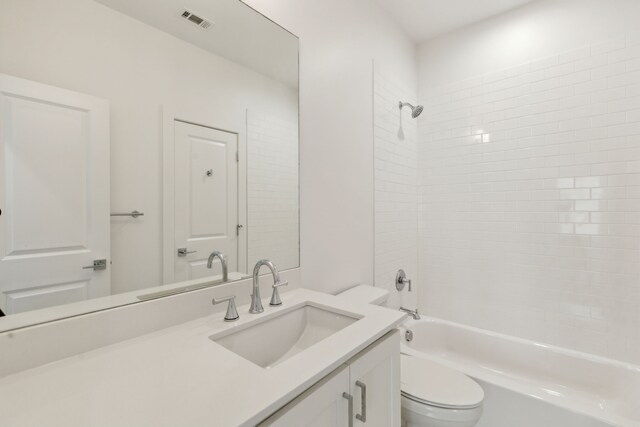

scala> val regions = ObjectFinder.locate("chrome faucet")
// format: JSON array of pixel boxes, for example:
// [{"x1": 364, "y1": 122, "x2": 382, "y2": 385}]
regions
[
  {"x1": 250, "y1": 259, "x2": 284, "y2": 313},
  {"x1": 207, "y1": 251, "x2": 228, "y2": 282},
  {"x1": 400, "y1": 307, "x2": 420, "y2": 320}
]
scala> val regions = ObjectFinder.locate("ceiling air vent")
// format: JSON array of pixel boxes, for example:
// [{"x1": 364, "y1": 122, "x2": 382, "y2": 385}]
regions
[{"x1": 180, "y1": 9, "x2": 212, "y2": 29}]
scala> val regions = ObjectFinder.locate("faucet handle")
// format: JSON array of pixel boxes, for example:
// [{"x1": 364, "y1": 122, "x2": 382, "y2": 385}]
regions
[
  {"x1": 396, "y1": 269, "x2": 412, "y2": 292},
  {"x1": 269, "y1": 281, "x2": 288, "y2": 306},
  {"x1": 212, "y1": 295, "x2": 239, "y2": 322}
]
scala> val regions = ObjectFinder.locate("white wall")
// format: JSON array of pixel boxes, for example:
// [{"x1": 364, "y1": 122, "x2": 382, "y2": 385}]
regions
[
  {"x1": 0, "y1": 0, "x2": 298, "y2": 294},
  {"x1": 417, "y1": 0, "x2": 640, "y2": 363},
  {"x1": 244, "y1": 0, "x2": 417, "y2": 294},
  {"x1": 373, "y1": 70, "x2": 419, "y2": 309}
]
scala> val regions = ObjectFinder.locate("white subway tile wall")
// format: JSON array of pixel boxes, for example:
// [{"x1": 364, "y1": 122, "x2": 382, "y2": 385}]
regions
[
  {"x1": 418, "y1": 33, "x2": 640, "y2": 363},
  {"x1": 247, "y1": 111, "x2": 299, "y2": 271},
  {"x1": 374, "y1": 71, "x2": 418, "y2": 309}
]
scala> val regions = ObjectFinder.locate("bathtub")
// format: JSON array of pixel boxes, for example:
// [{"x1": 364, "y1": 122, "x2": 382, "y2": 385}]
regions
[{"x1": 399, "y1": 317, "x2": 640, "y2": 427}]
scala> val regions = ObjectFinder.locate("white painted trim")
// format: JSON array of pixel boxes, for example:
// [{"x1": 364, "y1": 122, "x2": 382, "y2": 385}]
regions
[
  {"x1": 162, "y1": 106, "x2": 176, "y2": 284},
  {"x1": 238, "y1": 110, "x2": 248, "y2": 274}
]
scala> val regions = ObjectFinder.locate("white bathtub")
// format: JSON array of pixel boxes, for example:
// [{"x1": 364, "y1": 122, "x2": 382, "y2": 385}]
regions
[{"x1": 399, "y1": 317, "x2": 640, "y2": 427}]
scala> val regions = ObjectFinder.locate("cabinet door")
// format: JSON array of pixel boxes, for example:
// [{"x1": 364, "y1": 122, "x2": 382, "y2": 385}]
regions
[
  {"x1": 259, "y1": 365, "x2": 351, "y2": 427},
  {"x1": 349, "y1": 330, "x2": 401, "y2": 427}
]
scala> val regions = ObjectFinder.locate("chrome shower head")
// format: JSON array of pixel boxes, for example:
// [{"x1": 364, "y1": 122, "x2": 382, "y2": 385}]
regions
[{"x1": 399, "y1": 101, "x2": 423, "y2": 118}]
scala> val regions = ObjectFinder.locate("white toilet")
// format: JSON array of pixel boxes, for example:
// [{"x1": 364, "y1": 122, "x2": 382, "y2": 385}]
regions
[{"x1": 338, "y1": 285, "x2": 484, "y2": 427}]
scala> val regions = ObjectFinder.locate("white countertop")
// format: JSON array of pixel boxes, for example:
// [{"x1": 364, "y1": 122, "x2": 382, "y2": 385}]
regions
[{"x1": 0, "y1": 288, "x2": 405, "y2": 427}]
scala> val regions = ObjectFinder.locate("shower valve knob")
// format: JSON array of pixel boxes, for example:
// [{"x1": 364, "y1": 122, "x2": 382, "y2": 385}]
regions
[{"x1": 396, "y1": 269, "x2": 412, "y2": 292}]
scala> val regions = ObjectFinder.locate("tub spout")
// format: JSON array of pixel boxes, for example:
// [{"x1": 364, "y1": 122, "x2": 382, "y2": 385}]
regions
[{"x1": 400, "y1": 307, "x2": 420, "y2": 320}]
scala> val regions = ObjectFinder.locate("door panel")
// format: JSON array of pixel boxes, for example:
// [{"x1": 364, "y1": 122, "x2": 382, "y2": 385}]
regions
[
  {"x1": 4, "y1": 280, "x2": 89, "y2": 314},
  {"x1": 174, "y1": 121, "x2": 238, "y2": 282},
  {"x1": 0, "y1": 74, "x2": 110, "y2": 314},
  {"x1": 190, "y1": 137, "x2": 228, "y2": 237},
  {"x1": 8, "y1": 97, "x2": 88, "y2": 254}
]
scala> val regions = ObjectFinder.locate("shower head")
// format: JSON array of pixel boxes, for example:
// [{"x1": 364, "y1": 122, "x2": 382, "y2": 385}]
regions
[{"x1": 399, "y1": 101, "x2": 423, "y2": 118}]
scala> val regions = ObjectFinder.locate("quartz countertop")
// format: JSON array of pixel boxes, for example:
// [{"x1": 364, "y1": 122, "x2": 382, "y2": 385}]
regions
[{"x1": 0, "y1": 288, "x2": 405, "y2": 427}]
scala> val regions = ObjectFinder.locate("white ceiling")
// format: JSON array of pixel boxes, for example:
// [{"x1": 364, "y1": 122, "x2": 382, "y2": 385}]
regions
[
  {"x1": 94, "y1": 0, "x2": 298, "y2": 88},
  {"x1": 374, "y1": 0, "x2": 536, "y2": 43}
]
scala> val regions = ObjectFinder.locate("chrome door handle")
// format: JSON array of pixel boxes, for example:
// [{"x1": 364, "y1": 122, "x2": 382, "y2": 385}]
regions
[
  {"x1": 342, "y1": 392, "x2": 354, "y2": 427},
  {"x1": 110, "y1": 210, "x2": 144, "y2": 218},
  {"x1": 177, "y1": 248, "x2": 197, "y2": 257},
  {"x1": 82, "y1": 259, "x2": 107, "y2": 271},
  {"x1": 355, "y1": 381, "x2": 367, "y2": 422}
]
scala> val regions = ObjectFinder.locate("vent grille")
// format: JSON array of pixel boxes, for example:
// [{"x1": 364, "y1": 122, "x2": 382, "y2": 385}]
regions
[{"x1": 180, "y1": 10, "x2": 212, "y2": 29}]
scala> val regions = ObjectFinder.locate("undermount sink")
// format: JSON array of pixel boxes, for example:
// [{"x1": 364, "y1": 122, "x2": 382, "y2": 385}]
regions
[{"x1": 210, "y1": 303, "x2": 360, "y2": 369}]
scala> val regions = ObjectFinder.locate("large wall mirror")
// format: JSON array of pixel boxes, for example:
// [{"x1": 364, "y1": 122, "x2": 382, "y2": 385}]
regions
[{"x1": 0, "y1": 0, "x2": 299, "y2": 330}]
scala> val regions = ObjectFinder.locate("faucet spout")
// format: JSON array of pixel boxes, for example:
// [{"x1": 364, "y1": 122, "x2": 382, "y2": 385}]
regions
[
  {"x1": 399, "y1": 307, "x2": 420, "y2": 320},
  {"x1": 207, "y1": 251, "x2": 228, "y2": 282},
  {"x1": 251, "y1": 259, "x2": 281, "y2": 314}
]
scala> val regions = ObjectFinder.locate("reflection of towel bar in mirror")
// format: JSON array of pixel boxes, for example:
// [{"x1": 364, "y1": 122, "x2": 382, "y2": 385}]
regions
[{"x1": 110, "y1": 210, "x2": 144, "y2": 218}]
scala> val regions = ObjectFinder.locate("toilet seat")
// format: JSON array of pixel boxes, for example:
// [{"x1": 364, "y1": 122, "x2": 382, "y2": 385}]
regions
[{"x1": 401, "y1": 355, "x2": 484, "y2": 410}]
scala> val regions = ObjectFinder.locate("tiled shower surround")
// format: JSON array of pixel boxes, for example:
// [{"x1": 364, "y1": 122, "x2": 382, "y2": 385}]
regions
[
  {"x1": 418, "y1": 33, "x2": 640, "y2": 363},
  {"x1": 374, "y1": 71, "x2": 418, "y2": 310},
  {"x1": 247, "y1": 111, "x2": 300, "y2": 270}
]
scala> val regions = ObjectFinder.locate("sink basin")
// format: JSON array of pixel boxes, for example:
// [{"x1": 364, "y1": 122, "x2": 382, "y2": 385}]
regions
[{"x1": 210, "y1": 303, "x2": 360, "y2": 368}]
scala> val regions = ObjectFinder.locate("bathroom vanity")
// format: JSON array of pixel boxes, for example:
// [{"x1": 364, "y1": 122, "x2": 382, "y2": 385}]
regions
[{"x1": 0, "y1": 288, "x2": 404, "y2": 426}]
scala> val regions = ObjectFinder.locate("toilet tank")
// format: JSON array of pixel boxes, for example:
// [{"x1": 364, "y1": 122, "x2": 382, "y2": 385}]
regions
[{"x1": 337, "y1": 284, "x2": 389, "y2": 306}]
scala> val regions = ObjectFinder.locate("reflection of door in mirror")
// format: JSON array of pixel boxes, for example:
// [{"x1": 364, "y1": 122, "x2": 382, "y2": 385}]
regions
[
  {"x1": 0, "y1": 74, "x2": 110, "y2": 315},
  {"x1": 171, "y1": 121, "x2": 240, "y2": 283}
]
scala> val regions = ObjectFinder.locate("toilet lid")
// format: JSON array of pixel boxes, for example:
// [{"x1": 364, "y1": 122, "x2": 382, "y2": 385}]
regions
[{"x1": 401, "y1": 355, "x2": 484, "y2": 409}]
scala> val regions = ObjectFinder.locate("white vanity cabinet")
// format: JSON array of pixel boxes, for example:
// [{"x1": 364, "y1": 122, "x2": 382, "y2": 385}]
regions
[
  {"x1": 260, "y1": 330, "x2": 400, "y2": 427},
  {"x1": 349, "y1": 329, "x2": 400, "y2": 426}
]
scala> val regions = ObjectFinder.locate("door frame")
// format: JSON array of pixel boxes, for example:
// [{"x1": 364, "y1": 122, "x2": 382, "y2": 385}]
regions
[{"x1": 161, "y1": 106, "x2": 247, "y2": 284}]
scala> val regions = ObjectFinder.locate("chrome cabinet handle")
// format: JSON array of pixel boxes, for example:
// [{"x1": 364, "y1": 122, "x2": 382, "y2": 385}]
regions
[
  {"x1": 177, "y1": 248, "x2": 197, "y2": 257},
  {"x1": 342, "y1": 392, "x2": 354, "y2": 427},
  {"x1": 82, "y1": 259, "x2": 107, "y2": 271},
  {"x1": 355, "y1": 381, "x2": 367, "y2": 422}
]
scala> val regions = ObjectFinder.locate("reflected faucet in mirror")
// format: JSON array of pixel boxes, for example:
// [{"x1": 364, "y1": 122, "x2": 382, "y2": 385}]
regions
[{"x1": 207, "y1": 251, "x2": 228, "y2": 283}]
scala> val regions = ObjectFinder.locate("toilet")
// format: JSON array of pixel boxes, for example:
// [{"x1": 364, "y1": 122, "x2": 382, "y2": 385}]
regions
[{"x1": 338, "y1": 285, "x2": 484, "y2": 427}]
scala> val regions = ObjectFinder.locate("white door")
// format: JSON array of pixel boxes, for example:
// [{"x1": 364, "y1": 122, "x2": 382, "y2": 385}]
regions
[
  {"x1": 173, "y1": 121, "x2": 238, "y2": 282},
  {"x1": 259, "y1": 365, "x2": 351, "y2": 427},
  {"x1": 349, "y1": 331, "x2": 401, "y2": 427},
  {"x1": 0, "y1": 74, "x2": 110, "y2": 315}
]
